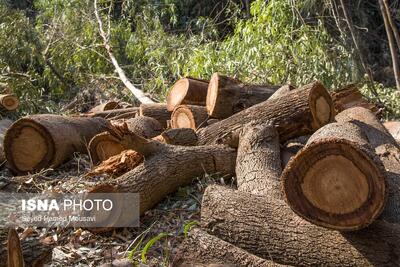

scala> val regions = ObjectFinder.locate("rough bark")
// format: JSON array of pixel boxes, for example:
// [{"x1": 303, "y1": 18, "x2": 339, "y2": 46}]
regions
[
  {"x1": 335, "y1": 107, "x2": 400, "y2": 223},
  {"x1": 88, "y1": 107, "x2": 139, "y2": 119},
  {"x1": 113, "y1": 116, "x2": 163, "y2": 139},
  {"x1": 4, "y1": 115, "x2": 111, "y2": 174},
  {"x1": 283, "y1": 122, "x2": 387, "y2": 230},
  {"x1": 197, "y1": 81, "x2": 334, "y2": 146},
  {"x1": 139, "y1": 103, "x2": 171, "y2": 128},
  {"x1": 0, "y1": 119, "x2": 12, "y2": 163},
  {"x1": 331, "y1": 84, "x2": 379, "y2": 114},
  {"x1": 236, "y1": 122, "x2": 282, "y2": 197},
  {"x1": 167, "y1": 77, "x2": 209, "y2": 111},
  {"x1": 154, "y1": 128, "x2": 198, "y2": 146},
  {"x1": 206, "y1": 73, "x2": 280, "y2": 119},
  {"x1": 268, "y1": 84, "x2": 296, "y2": 100},
  {"x1": 171, "y1": 105, "x2": 209, "y2": 129},
  {"x1": 174, "y1": 228, "x2": 285, "y2": 267},
  {"x1": 281, "y1": 135, "x2": 309, "y2": 168},
  {"x1": 91, "y1": 132, "x2": 236, "y2": 214},
  {"x1": 201, "y1": 185, "x2": 400, "y2": 267},
  {"x1": 89, "y1": 101, "x2": 120, "y2": 113},
  {"x1": 384, "y1": 121, "x2": 400, "y2": 143},
  {"x1": 0, "y1": 94, "x2": 19, "y2": 111}
]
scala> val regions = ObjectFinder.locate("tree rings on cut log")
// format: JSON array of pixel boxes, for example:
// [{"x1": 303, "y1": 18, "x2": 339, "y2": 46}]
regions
[
  {"x1": 166, "y1": 77, "x2": 209, "y2": 111},
  {"x1": 0, "y1": 94, "x2": 19, "y2": 111},
  {"x1": 283, "y1": 137, "x2": 387, "y2": 230},
  {"x1": 171, "y1": 105, "x2": 208, "y2": 129},
  {"x1": 89, "y1": 132, "x2": 124, "y2": 164}
]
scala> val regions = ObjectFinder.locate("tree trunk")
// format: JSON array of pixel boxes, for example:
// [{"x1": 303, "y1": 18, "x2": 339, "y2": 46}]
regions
[
  {"x1": 201, "y1": 185, "x2": 400, "y2": 267},
  {"x1": 197, "y1": 81, "x2": 334, "y2": 146},
  {"x1": 113, "y1": 116, "x2": 163, "y2": 139},
  {"x1": 88, "y1": 107, "x2": 139, "y2": 119},
  {"x1": 0, "y1": 119, "x2": 13, "y2": 163},
  {"x1": 89, "y1": 101, "x2": 120, "y2": 113},
  {"x1": 281, "y1": 135, "x2": 309, "y2": 168},
  {"x1": 166, "y1": 77, "x2": 209, "y2": 111},
  {"x1": 153, "y1": 128, "x2": 198, "y2": 146},
  {"x1": 91, "y1": 132, "x2": 236, "y2": 214},
  {"x1": 236, "y1": 122, "x2": 282, "y2": 197},
  {"x1": 331, "y1": 84, "x2": 378, "y2": 114},
  {"x1": 282, "y1": 122, "x2": 387, "y2": 230},
  {"x1": 268, "y1": 84, "x2": 296, "y2": 100},
  {"x1": 384, "y1": 121, "x2": 400, "y2": 143},
  {"x1": 171, "y1": 105, "x2": 209, "y2": 130},
  {"x1": 4, "y1": 115, "x2": 111, "y2": 174},
  {"x1": 335, "y1": 107, "x2": 400, "y2": 223},
  {"x1": 173, "y1": 228, "x2": 285, "y2": 267},
  {"x1": 0, "y1": 94, "x2": 19, "y2": 111},
  {"x1": 139, "y1": 103, "x2": 171, "y2": 128},
  {"x1": 206, "y1": 73, "x2": 280, "y2": 119}
]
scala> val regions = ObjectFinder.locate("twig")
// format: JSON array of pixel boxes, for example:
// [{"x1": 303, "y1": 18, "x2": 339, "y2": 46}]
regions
[
  {"x1": 379, "y1": 0, "x2": 400, "y2": 91},
  {"x1": 93, "y1": 0, "x2": 155, "y2": 104},
  {"x1": 383, "y1": 0, "x2": 400, "y2": 52}
]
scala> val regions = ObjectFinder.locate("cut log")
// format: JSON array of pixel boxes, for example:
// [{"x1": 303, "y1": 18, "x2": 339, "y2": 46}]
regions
[
  {"x1": 88, "y1": 107, "x2": 139, "y2": 119},
  {"x1": 89, "y1": 101, "x2": 120, "y2": 113},
  {"x1": 91, "y1": 132, "x2": 236, "y2": 214},
  {"x1": 384, "y1": 121, "x2": 400, "y2": 143},
  {"x1": 197, "y1": 81, "x2": 335, "y2": 146},
  {"x1": 154, "y1": 128, "x2": 198, "y2": 146},
  {"x1": 206, "y1": 73, "x2": 280, "y2": 119},
  {"x1": 112, "y1": 116, "x2": 163, "y2": 139},
  {"x1": 167, "y1": 77, "x2": 209, "y2": 111},
  {"x1": 4, "y1": 115, "x2": 111, "y2": 174},
  {"x1": 331, "y1": 84, "x2": 379, "y2": 114},
  {"x1": 0, "y1": 94, "x2": 19, "y2": 111},
  {"x1": 0, "y1": 119, "x2": 13, "y2": 163},
  {"x1": 281, "y1": 135, "x2": 309, "y2": 168},
  {"x1": 268, "y1": 84, "x2": 296, "y2": 100},
  {"x1": 236, "y1": 122, "x2": 282, "y2": 197},
  {"x1": 174, "y1": 228, "x2": 285, "y2": 267},
  {"x1": 282, "y1": 122, "x2": 387, "y2": 230},
  {"x1": 171, "y1": 105, "x2": 209, "y2": 129},
  {"x1": 201, "y1": 185, "x2": 400, "y2": 267},
  {"x1": 139, "y1": 103, "x2": 171, "y2": 128},
  {"x1": 335, "y1": 107, "x2": 400, "y2": 223}
]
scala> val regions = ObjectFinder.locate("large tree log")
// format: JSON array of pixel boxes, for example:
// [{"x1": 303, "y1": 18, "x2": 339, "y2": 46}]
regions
[
  {"x1": 331, "y1": 84, "x2": 379, "y2": 114},
  {"x1": 268, "y1": 84, "x2": 296, "y2": 100},
  {"x1": 4, "y1": 115, "x2": 111, "y2": 174},
  {"x1": 236, "y1": 122, "x2": 282, "y2": 197},
  {"x1": 91, "y1": 132, "x2": 236, "y2": 214},
  {"x1": 89, "y1": 101, "x2": 120, "y2": 113},
  {"x1": 167, "y1": 77, "x2": 209, "y2": 111},
  {"x1": 153, "y1": 128, "x2": 198, "y2": 146},
  {"x1": 384, "y1": 121, "x2": 400, "y2": 143},
  {"x1": 197, "y1": 81, "x2": 335, "y2": 146},
  {"x1": 206, "y1": 73, "x2": 280, "y2": 119},
  {"x1": 282, "y1": 122, "x2": 387, "y2": 230},
  {"x1": 88, "y1": 107, "x2": 139, "y2": 119},
  {"x1": 201, "y1": 185, "x2": 400, "y2": 267},
  {"x1": 335, "y1": 107, "x2": 400, "y2": 223},
  {"x1": 0, "y1": 94, "x2": 19, "y2": 111},
  {"x1": 174, "y1": 228, "x2": 285, "y2": 267},
  {"x1": 171, "y1": 105, "x2": 209, "y2": 130},
  {"x1": 139, "y1": 103, "x2": 171, "y2": 128}
]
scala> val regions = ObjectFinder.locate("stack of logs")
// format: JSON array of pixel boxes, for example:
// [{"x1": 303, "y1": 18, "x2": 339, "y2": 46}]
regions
[{"x1": 1, "y1": 73, "x2": 400, "y2": 266}]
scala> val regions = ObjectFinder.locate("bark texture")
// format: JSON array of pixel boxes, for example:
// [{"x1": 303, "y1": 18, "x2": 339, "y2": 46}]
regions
[
  {"x1": 171, "y1": 105, "x2": 209, "y2": 129},
  {"x1": 0, "y1": 119, "x2": 12, "y2": 163},
  {"x1": 206, "y1": 73, "x2": 280, "y2": 119},
  {"x1": 0, "y1": 94, "x2": 19, "y2": 111},
  {"x1": 139, "y1": 103, "x2": 172, "y2": 128},
  {"x1": 96, "y1": 132, "x2": 236, "y2": 214},
  {"x1": 4, "y1": 115, "x2": 111, "y2": 174},
  {"x1": 114, "y1": 116, "x2": 163, "y2": 139},
  {"x1": 335, "y1": 107, "x2": 400, "y2": 223},
  {"x1": 384, "y1": 121, "x2": 400, "y2": 143},
  {"x1": 89, "y1": 101, "x2": 120, "y2": 113},
  {"x1": 167, "y1": 77, "x2": 209, "y2": 111},
  {"x1": 197, "y1": 81, "x2": 335, "y2": 146},
  {"x1": 174, "y1": 228, "x2": 285, "y2": 267},
  {"x1": 236, "y1": 122, "x2": 282, "y2": 197},
  {"x1": 281, "y1": 135, "x2": 309, "y2": 168},
  {"x1": 155, "y1": 128, "x2": 198, "y2": 146},
  {"x1": 283, "y1": 122, "x2": 387, "y2": 230},
  {"x1": 268, "y1": 84, "x2": 296, "y2": 100},
  {"x1": 88, "y1": 107, "x2": 139, "y2": 119},
  {"x1": 201, "y1": 185, "x2": 400, "y2": 267},
  {"x1": 331, "y1": 84, "x2": 378, "y2": 114}
]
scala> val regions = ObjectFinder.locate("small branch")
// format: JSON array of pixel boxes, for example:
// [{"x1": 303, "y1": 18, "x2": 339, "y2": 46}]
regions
[
  {"x1": 383, "y1": 0, "x2": 400, "y2": 51},
  {"x1": 93, "y1": 0, "x2": 155, "y2": 104},
  {"x1": 379, "y1": 0, "x2": 400, "y2": 91}
]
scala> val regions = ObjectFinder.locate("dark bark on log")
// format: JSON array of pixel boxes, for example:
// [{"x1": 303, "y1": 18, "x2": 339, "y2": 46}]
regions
[
  {"x1": 139, "y1": 103, "x2": 171, "y2": 128},
  {"x1": 88, "y1": 107, "x2": 139, "y2": 119},
  {"x1": 0, "y1": 94, "x2": 19, "y2": 111},
  {"x1": 93, "y1": 132, "x2": 236, "y2": 214},
  {"x1": 4, "y1": 115, "x2": 111, "y2": 174},
  {"x1": 174, "y1": 228, "x2": 285, "y2": 267},
  {"x1": 154, "y1": 128, "x2": 198, "y2": 146},
  {"x1": 335, "y1": 107, "x2": 400, "y2": 223},
  {"x1": 384, "y1": 121, "x2": 400, "y2": 143},
  {"x1": 197, "y1": 81, "x2": 335, "y2": 146},
  {"x1": 89, "y1": 101, "x2": 120, "y2": 113},
  {"x1": 283, "y1": 122, "x2": 387, "y2": 230},
  {"x1": 206, "y1": 73, "x2": 280, "y2": 119},
  {"x1": 0, "y1": 119, "x2": 12, "y2": 163},
  {"x1": 331, "y1": 84, "x2": 379, "y2": 115},
  {"x1": 236, "y1": 122, "x2": 282, "y2": 197},
  {"x1": 268, "y1": 84, "x2": 296, "y2": 100},
  {"x1": 167, "y1": 77, "x2": 209, "y2": 111},
  {"x1": 201, "y1": 185, "x2": 400, "y2": 267},
  {"x1": 171, "y1": 105, "x2": 209, "y2": 130},
  {"x1": 281, "y1": 135, "x2": 309, "y2": 168},
  {"x1": 118, "y1": 116, "x2": 163, "y2": 139}
]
